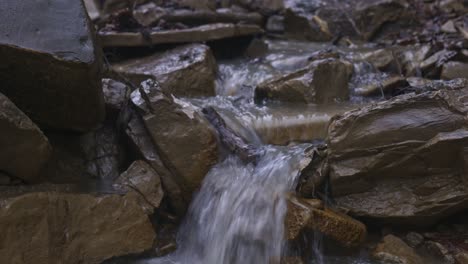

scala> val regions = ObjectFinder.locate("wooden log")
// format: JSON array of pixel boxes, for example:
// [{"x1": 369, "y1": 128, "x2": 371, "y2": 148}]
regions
[{"x1": 202, "y1": 106, "x2": 261, "y2": 164}]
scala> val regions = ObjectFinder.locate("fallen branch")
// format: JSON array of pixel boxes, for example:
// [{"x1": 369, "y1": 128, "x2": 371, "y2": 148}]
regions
[{"x1": 202, "y1": 107, "x2": 261, "y2": 164}]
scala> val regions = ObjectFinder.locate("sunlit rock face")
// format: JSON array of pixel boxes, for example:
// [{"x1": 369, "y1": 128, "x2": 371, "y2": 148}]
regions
[
  {"x1": 0, "y1": 0, "x2": 105, "y2": 131},
  {"x1": 328, "y1": 88, "x2": 468, "y2": 226}
]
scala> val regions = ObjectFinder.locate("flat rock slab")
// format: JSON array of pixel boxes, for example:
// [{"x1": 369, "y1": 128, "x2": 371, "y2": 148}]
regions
[
  {"x1": 0, "y1": 0, "x2": 105, "y2": 131},
  {"x1": 0, "y1": 187, "x2": 155, "y2": 264},
  {"x1": 328, "y1": 88, "x2": 468, "y2": 225},
  {"x1": 99, "y1": 23, "x2": 263, "y2": 47},
  {"x1": 113, "y1": 44, "x2": 217, "y2": 97},
  {"x1": 0, "y1": 92, "x2": 51, "y2": 183}
]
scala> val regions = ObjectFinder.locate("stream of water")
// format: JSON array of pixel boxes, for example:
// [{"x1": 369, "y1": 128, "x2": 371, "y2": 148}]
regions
[{"x1": 130, "y1": 39, "x2": 382, "y2": 264}]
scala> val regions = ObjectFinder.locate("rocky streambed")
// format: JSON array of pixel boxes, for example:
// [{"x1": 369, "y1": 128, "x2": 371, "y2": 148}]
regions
[{"x1": 1, "y1": 0, "x2": 468, "y2": 263}]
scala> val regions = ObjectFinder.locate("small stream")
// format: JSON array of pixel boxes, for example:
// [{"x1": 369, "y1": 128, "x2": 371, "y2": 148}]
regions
[{"x1": 128, "y1": 39, "x2": 387, "y2": 264}]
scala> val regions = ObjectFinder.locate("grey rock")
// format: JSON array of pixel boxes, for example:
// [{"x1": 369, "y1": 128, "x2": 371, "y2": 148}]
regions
[{"x1": 441, "y1": 61, "x2": 468, "y2": 80}]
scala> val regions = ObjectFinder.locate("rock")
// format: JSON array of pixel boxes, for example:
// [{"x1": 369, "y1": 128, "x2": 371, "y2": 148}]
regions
[
  {"x1": 280, "y1": 256, "x2": 305, "y2": 264},
  {"x1": 353, "y1": 0, "x2": 408, "y2": 40},
  {"x1": 455, "y1": 251, "x2": 468, "y2": 264},
  {"x1": 115, "y1": 160, "x2": 164, "y2": 214},
  {"x1": 441, "y1": 61, "x2": 468, "y2": 80},
  {"x1": 81, "y1": 122, "x2": 124, "y2": 182},
  {"x1": 99, "y1": 23, "x2": 263, "y2": 48},
  {"x1": 425, "y1": 241, "x2": 456, "y2": 263},
  {"x1": 173, "y1": 0, "x2": 217, "y2": 10},
  {"x1": 126, "y1": 113, "x2": 187, "y2": 216},
  {"x1": 133, "y1": 3, "x2": 167, "y2": 27},
  {"x1": 0, "y1": 92, "x2": 51, "y2": 183},
  {"x1": 102, "y1": 78, "x2": 128, "y2": 114},
  {"x1": 328, "y1": 89, "x2": 468, "y2": 225},
  {"x1": 284, "y1": 8, "x2": 333, "y2": 42},
  {"x1": 113, "y1": 44, "x2": 217, "y2": 97},
  {"x1": 234, "y1": 0, "x2": 284, "y2": 14},
  {"x1": 0, "y1": 0, "x2": 105, "y2": 131},
  {"x1": 405, "y1": 232, "x2": 424, "y2": 248},
  {"x1": 161, "y1": 8, "x2": 264, "y2": 26},
  {"x1": 399, "y1": 45, "x2": 432, "y2": 76},
  {"x1": 285, "y1": 196, "x2": 367, "y2": 248},
  {"x1": 361, "y1": 48, "x2": 398, "y2": 72},
  {"x1": 438, "y1": 0, "x2": 468, "y2": 14},
  {"x1": 354, "y1": 75, "x2": 408, "y2": 96},
  {"x1": 372, "y1": 235, "x2": 424, "y2": 264},
  {"x1": 84, "y1": 0, "x2": 101, "y2": 21},
  {"x1": 99, "y1": 0, "x2": 148, "y2": 14},
  {"x1": 131, "y1": 79, "x2": 218, "y2": 202},
  {"x1": 0, "y1": 188, "x2": 155, "y2": 264},
  {"x1": 441, "y1": 20, "x2": 458, "y2": 33},
  {"x1": 255, "y1": 59, "x2": 353, "y2": 104},
  {"x1": 420, "y1": 49, "x2": 457, "y2": 77},
  {"x1": 266, "y1": 15, "x2": 285, "y2": 33}
]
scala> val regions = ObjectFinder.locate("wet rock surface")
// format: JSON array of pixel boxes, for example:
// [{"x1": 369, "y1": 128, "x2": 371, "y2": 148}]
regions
[
  {"x1": 255, "y1": 59, "x2": 352, "y2": 104},
  {"x1": 328, "y1": 89, "x2": 468, "y2": 225},
  {"x1": 285, "y1": 196, "x2": 367, "y2": 248},
  {"x1": 0, "y1": 92, "x2": 51, "y2": 183},
  {"x1": 113, "y1": 44, "x2": 217, "y2": 97},
  {"x1": 0, "y1": 187, "x2": 156, "y2": 264},
  {"x1": 372, "y1": 235, "x2": 424, "y2": 264},
  {"x1": 0, "y1": 0, "x2": 105, "y2": 131},
  {"x1": 131, "y1": 80, "x2": 218, "y2": 201}
]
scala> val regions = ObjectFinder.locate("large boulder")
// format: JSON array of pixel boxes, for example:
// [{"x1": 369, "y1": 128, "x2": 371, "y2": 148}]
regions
[
  {"x1": 0, "y1": 92, "x2": 51, "y2": 183},
  {"x1": 255, "y1": 59, "x2": 352, "y2": 104},
  {"x1": 328, "y1": 88, "x2": 468, "y2": 225},
  {"x1": 0, "y1": 186, "x2": 156, "y2": 264},
  {"x1": 131, "y1": 80, "x2": 218, "y2": 202},
  {"x1": 113, "y1": 44, "x2": 217, "y2": 97},
  {"x1": 0, "y1": 0, "x2": 105, "y2": 131}
]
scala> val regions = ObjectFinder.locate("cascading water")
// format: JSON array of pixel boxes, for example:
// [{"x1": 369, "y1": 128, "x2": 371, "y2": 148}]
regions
[{"x1": 141, "y1": 145, "x2": 311, "y2": 264}]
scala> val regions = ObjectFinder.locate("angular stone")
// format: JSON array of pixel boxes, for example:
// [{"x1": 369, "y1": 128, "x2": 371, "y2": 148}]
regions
[
  {"x1": 115, "y1": 160, "x2": 164, "y2": 215},
  {"x1": 0, "y1": 92, "x2": 51, "y2": 183},
  {"x1": 126, "y1": 113, "x2": 187, "y2": 216},
  {"x1": 455, "y1": 251, "x2": 468, "y2": 264},
  {"x1": 328, "y1": 89, "x2": 468, "y2": 225},
  {"x1": 174, "y1": 0, "x2": 217, "y2": 10},
  {"x1": 131, "y1": 80, "x2": 218, "y2": 201},
  {"x1": 113, "y1": 44, "x2": 217, "y2": 97},
  {"x1": 99, "y1": 23, "x2": 263, "y2": 48},
  {"x1": 284, "y1": 8, "x2": 333, "y2": 42},
  {"x1": 234, "y1": 0, "x2": 284, "y2": 13},
  {"x1": 102, "y1": 78, "x2": 128, "y2": 114},
  {"x1": 353, "y1": 0, "x2": 408, "y2": 40},
  {"x1": 285, "y1": 196, "x2": 367, "y2": 248},
  {"x1": 266, "y1": 15, "x2": 285, "y2": 33},
  {"x1": 441, "y1": 61, "x2": 468, "y2": 80},
  {"x1": 0, "y1": 0, "x2": 105, "y2": 131},
  {"x1": 0, "y1": 188, "x2": 155, "y2": 264},
  {"x1": 255, "y1": 59, "x2": 352, "y2": 104},
  {"x1": 372, "y1": 235, "x2": 424, "y2": 264}
]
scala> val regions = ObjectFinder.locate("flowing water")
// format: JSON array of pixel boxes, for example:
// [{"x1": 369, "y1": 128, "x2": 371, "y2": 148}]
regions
[{"x1": 126, "y1": 39, "x2": 385, "y2": 264}]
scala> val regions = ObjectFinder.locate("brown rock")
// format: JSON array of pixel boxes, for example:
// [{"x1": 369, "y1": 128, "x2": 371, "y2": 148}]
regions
[
  {"x1": 328, "y1": 89, "x2": 468, "y2": 225},
  {"x1": 0, "y1": 92, "x2": 51, "y2": 183},
  {"x1": 441, "y1": 62, "x2": 468, "y2": 80},
  {"x1": 372, "y1": 235, "x2": 424, "y2": 264},
  {"x1": 0, "y1": 188, "x2": 155, "y2": 264},
  {"x1": 115, "y1": 160, "x2": 164, "y2": 214},
  {"x1": 99, "y1": 23, "x2": 263, "y2": 48},
  {"x1": 126, "y1": 113, "x2": 187, "y2": 216},
  {"x1": 131, "y1": 79, "x2": 218, "y2": 202},
  {"x1": 285, "y1": 196, "x2": 367, "y2": 248},
  {"x1": 113, "y1": 44, "x2": 217, "y2": 97},
  {"x1": 255, "y1": 59, "x2": 353, "y2": 104},
  {"x1": 455, "y1": 251, "x2": 468, "y2": 264},
  {"x1": 0, "y1": 0, "x2": 105, "y2": 131}
]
